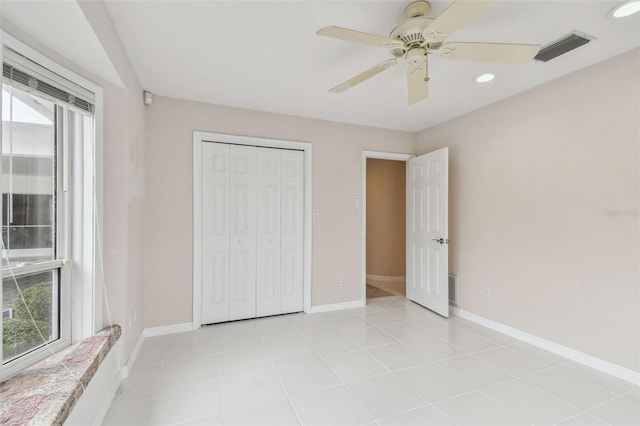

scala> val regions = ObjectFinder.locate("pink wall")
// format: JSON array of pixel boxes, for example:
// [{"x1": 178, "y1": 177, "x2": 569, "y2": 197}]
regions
[
  {"x1": 416, "y1": 49, "x2": 640, "y2": 372},
  {"x1": 79, "y1": 0, "x2": 147, "y2": 361},
  {"x1": 143, "y1": 97, "x2": 414, "y2": 327},
  {"x1": 2, "y1": 2, "x2": 147, "y2": 360}
]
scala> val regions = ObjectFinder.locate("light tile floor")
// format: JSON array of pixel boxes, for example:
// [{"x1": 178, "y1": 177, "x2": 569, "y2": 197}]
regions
[
  {"x1": 366, "y1": 280, "x2": 406, "y2": 298},
  {"x1": 104, "y1": 296, "x2": 640, "y2": 426}
]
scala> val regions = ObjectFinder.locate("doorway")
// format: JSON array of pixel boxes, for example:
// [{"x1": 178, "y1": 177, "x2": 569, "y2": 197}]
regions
[
  {"x1": 365, "y1": 158, "x2": 407, "y2": 299},
  {"x1": 362, "y1": 149, "x2": 450, "y2": 316},
  {"x1": 361, "y1": 151, "x2": 414, "y2": 303}
]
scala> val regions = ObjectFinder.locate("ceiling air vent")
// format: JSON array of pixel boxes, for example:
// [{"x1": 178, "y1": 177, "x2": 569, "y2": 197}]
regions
[{"x1": 534, "y1": 31, "x2": 595, "y2": 62}]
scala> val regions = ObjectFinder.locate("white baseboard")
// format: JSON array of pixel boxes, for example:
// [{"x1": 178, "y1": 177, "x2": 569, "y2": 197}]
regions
[
  {"x1": 64, "y1": 340, "x2": 123, "y2": 426},
  {"x1": 452, "y1": 308, "x2": 640, "y2": 386},
  {"x1": 309, "y1": 300, "x2": 364, "y2": 314},
  {"x1": 366, "y1": 274, "x2": 406, "y2": 282},
  {"x1": 143, "y1": 322, "x2": 194, "y2": 338},
  {"x1": 92, "y1": 364, "x2": 123, "y2": 426},
  {"x1": 121, "y1": 332, "x2": 145, "y2": 378}
]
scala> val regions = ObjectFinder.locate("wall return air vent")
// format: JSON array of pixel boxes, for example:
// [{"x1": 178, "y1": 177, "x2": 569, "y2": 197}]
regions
[
  {"x1": 534, "y1": 31, "x2": 595, "y2": 62},
  {"x1": 448, "y1": 274, "x2": 458, "y2": 306}
]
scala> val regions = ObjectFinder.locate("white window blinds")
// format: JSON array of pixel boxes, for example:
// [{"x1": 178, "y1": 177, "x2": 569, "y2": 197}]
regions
[{"x1": 2, "y1": 47, "x2": 95, "y2": 114}]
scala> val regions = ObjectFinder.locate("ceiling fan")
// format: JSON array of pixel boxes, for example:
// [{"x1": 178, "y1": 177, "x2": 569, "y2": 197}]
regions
[{"x1": 317, "y1": 0, "x2": 541, "y2": 105}]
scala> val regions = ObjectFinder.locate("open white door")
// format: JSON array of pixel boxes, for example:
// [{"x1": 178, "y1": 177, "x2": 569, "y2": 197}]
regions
[{"x1": 406, "y1": 148, "x2": 449, "y2": 317}]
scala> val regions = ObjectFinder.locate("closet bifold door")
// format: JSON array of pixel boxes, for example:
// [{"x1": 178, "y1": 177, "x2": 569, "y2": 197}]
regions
[
  {"x1": 201, "y1": 142, "x2": 230, "y2": 324},
  {"x1": 256, "y1": 147, "x2": 282, "y2": 317},
  {"x1": 280, "y1": 150, "x2": 304, "y2": 313},
  {"x1": 229, "y1": 145, "x2": 257, "y2": 321}
]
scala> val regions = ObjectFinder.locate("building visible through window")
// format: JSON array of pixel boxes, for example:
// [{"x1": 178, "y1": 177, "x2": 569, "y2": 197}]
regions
[{"x1": 2, "y1": 82, "x2": 58, "y2": 362}]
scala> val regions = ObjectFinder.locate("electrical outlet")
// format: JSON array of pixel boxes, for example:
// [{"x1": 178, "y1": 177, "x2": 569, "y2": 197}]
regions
[
  {"x1": 313, "y1": 208, "x2": 320, "y2": 219},
  {"x1": 353, "y1": 209, "x2": 360, "y2": 219},
  {"x1": 339, "y1": 276, "x2": 346, "y2": 287},
  {"x1": 482, "y1": 288, "x2": 491, "y2": 301}
]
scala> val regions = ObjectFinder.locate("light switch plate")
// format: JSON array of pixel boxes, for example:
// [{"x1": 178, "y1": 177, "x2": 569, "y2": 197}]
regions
[{"x1": 313, "y1": 208, "x2": 320, "y2": 219}]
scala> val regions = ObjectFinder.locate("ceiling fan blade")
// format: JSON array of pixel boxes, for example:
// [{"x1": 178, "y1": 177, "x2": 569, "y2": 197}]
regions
[
  {"x1": 329, "y1": 59, "x2": 398, "y2": 93},
  {"x1": 423, "y1": 0, "x2": 496, "y2": 41},
  {"x1": 439, "y1": 42, "x2": 540, "y2": 64},
  {"x1": 407, "y1": 62, "x2": 429, "y2": 105},
  {"x1": 317, "y1": 26, "x2": 403, "y2": 48}
]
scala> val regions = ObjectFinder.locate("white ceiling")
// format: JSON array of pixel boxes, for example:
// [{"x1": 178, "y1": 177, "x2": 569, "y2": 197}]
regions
[
  {"x1": 2, "y1": 0, "x2": 124, "y2": 89},
  {"x1": 105, "y1": 0, "x2": 640, "y2": 132}
]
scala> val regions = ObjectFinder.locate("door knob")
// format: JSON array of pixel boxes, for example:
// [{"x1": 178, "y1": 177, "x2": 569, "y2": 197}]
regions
[{"x1": 432, "y1": 238, "x2": 448, "y2": 244}]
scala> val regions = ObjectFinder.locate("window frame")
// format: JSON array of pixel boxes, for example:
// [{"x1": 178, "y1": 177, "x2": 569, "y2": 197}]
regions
[{"x1": 0, "y1": 32, "x2": 104, "y2": 380}]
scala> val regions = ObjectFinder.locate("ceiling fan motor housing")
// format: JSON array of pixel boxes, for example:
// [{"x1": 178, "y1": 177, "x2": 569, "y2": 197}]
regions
[
  {"x1": 407, "y1": 47, "x2": 427, "y2": 69},
  {"x1": 390, "y1": 1, "x2": 434, "y2": 57},
  {"x1": 405, "y1": 1, "x2": 431, "y2": 18},
  {"x1": 390, "y1": 17, "x2": 433, "y2": 46}
]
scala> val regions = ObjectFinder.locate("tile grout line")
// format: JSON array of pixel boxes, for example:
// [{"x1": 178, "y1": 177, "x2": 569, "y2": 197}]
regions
[
  {"x1": 513, "y1": 366, "x2": 626, "y2": 416},
  {"x1": 575, "y1": 391, "x2": 637, "y2": 424},
  {"x1": 381, "y1": 300, "x2": 628, "y2": 425},
  {"x1": 402, "y1": 319, "x2": 594, "y2": 420},
  {"x1": 307, "y1": 307, "x2": 445, "y2": 424},
  {"x1": 553, "y1": 364, "x2": 637, "y2": 397},
  {"x1": 315, "y1": 354, "x2": 380, "y2": 424},
  {"x1": 475, "y1": 388, "x2": 535, "y2": 426},
  {"x1": 372, "y1": 298, "x2": 581, "y2": 425},
  {"x1": 371, "y1": 402, "x2": 434, "y2": 425},
  {"x1": 214, "y1": 350, "x2": 226, "y2": 426},
  {"x1": 364, "y1": 301, "x2": 463, "y2": 426},
  {"x1": 265, "y1": 340, "x2": 309, "y2": 426},
  {"x1": 551, "y1": 410, "x2": 592, "y2": 426},
  {"x1": 555, "y1": 410, "x2": 617, "y2": 426},
  {"x1": 390, "y1": 301, "x2": 546, "y2": 425},
  {"x1": 620, "y1": 387, "x2": 640, "y2": 400},
  {"x1": 307, "y1": 324, "x2": 387, "y2": 423}
]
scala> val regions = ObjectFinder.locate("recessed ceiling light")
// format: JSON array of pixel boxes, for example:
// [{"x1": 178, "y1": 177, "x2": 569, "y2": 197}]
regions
[
  {"x1": 475, "y1": 73, "x2": 495, "y2": 83},
  {"x1": 609, "y1": 0, "x2": 640, "y2": 18}
]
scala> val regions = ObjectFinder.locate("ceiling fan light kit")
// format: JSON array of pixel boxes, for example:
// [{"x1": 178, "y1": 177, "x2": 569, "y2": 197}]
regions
[
  {"x1": 317, "y1": 0, "x2": 541, "y2": 105},
  {"x1": 608, "y1": 0, "x2": 640, "y2": 18}
]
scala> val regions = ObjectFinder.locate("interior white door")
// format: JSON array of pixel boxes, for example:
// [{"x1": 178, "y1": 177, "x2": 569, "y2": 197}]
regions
[
  {"x1": 256, "y1": 147, "x2": 282, "y2": 317},
  {"x1": 201, "y1": 142, "x2": 230, "y2": 324},
  {"x1": 229, "y1": 145, "x2": 257, "y2": 321},
  {"x1": 280, "y1": 149, "x2": 304, "y2": 313},
  {"x1": 406, "y1": 147, "x2": 449, "y2": 317}
]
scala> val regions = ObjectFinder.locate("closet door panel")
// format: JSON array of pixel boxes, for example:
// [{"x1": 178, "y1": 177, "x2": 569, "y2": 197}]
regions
[
  {"x1": 256, "y1": 148, "x2": 282, "y2": 317},
  {"x1": 201, "y1": 143, "x2": 230, "y2": 324},
  {"x1": 229, "y1": 145, "x2": 257, "y2": 321},
  {"x1": 281, "y1": 150, "x2": 304, "y2": 313}
]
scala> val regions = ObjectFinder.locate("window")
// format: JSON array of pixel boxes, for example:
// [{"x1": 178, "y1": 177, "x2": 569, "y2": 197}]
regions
[{"x1": 0, "y1": 41, "x2": 100, "y2": 379}]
